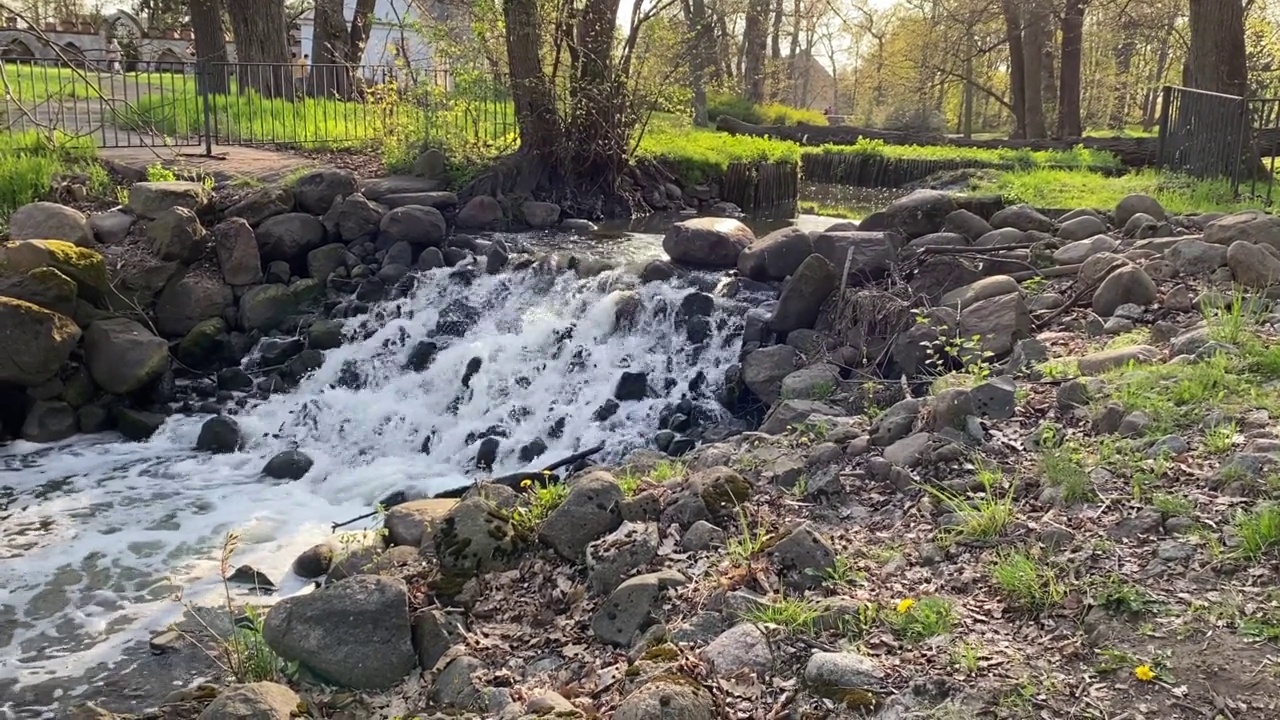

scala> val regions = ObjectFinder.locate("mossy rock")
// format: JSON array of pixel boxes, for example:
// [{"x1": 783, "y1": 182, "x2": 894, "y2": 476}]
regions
[
  {"x1": 0, "y1": 240, "x2": 113, "y2": 306},
  {"x1": 813, "y1": 686, "x2": 882, "y2": 711},
  {"x1": 0, "y1": 296, "x2": 81, "y2": 387},
  {"x1": 694, "y1": 466, "x2": 753, "y2": 516},
  {"x1": 0, "y1": 266, "x2": 77, "y2": 317}
]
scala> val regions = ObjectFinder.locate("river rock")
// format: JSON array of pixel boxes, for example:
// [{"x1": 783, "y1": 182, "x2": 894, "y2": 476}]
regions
[
  {"x1": 521, "y1": 201, "x2": 560, "y2": 228},
  {"x1": 177, "y1": 318, "x2": 230, "y2": 370},
  {"x1": 812, "y1": 231, "x2": 897, "y2": 282},
  {"x1": 614, "y1": 676, "x2": 715, "y2": 720},
  {"x1": 592, "y1": 569, "x2": 687, "y2": 647},
  {"x1": 1, "y1": 239, "x2": 111, "y2": 304},
  {"x1": 88, "y1": 211, "x2": 134, "y2": 244},
  {"x1": 127, "y1": 181, "x2": 211, "y2": 219},
  {"x1": 539, "y1": 471, "x2": 625, "y2": 560},
  {"x1": 457, "y1": 196, "x2": 504, "y2": 229},
  {"x1": 586, "y1": 521, "x2": 659, "y2": 594},
  {"x1": 262, "y1": 574, "x2": 416, "y2": 689},
  {"x1": 0, "y1": 297, "x2": 80, "y2": 387},
  {"x1": 940, "y1": 275, "x2": 1018, "y2": 311},
  {"x1": 262, "y1": 450, "x2": 313, "y2": 480},
  {"x1": 1092, "y1": 265, "x2": 1158, "y2": 316},
  {"x1": 1077, "y1": 345, "x2": 1161, "y2": 375},
  {"x1": 83, "y1": 318, "x2": 169, "y2": 394},
  {"x1": 876, "y1": 189, "x2": 956, "y2": 238},
  {"x1": 759, "y1": 399, "x2": 845, "y2": 434},
  {"x1": 1227, "y1": 240, "x2": 1280, "y2": 288},
  {"x1": 292, "y1": 168, "x2": 357, "y2": 215},
  {"x1": 737, "y1": 226, "x2": 813, "y2": 281},
  {"x1": 21, "y1": 400, "x2": 77, "y2": 442},
  {"x1": 0, "y1": 266, "x2": 77, "y2": 317},
  {"x1": 335, "y1": 193, "x2": 384, "y2": 242},
  {"x1": 943, "y1": 208, "x2": 993, "y2": 240},
  {"x1": 974, "y1": 227, "x2": 1025, "y2": 247},
  {"x1": 414, "y1": 609, "x2": 466, "y2": 671},
  {"x1": 1204, "y1": 210, "x2": 1280, "y2": 249},
  {"x1": 771, "y1": 254, "x2": 836, "y2": 333},
  {"x1": 379, "y1": 205, "x2": 447, "y2": 247},
  {"x1": 381, "y1": 191, "x2": 458, "y2": 211},
  {"x1": 743, "y1": 345, "x2": 799, "y2": 405},
  {"x1": 904, "y1": 231, "x2": 968, "y2": 251},
  {"x1": 432, "y1": 498, "x2": 523, "y2": 577},
  {"x1": 291, "y1": 544, "x2": 333, "y2": 579},
  {"x1": 803, "y1": 651, "x2": 882, "y2": 694},
  {"x1": 196, "y1": 415, "x2": 242, "y2": 453},
  {"x1": 225, "y1": 186, "x2": 294, "y2": 227},
  {"x1": 115, "y1": 407, "x2": 166, "y2": 440},
  {"x1": 991, "y1": 204, "x2": 1053, "y2": 233},
  {"x1": 212, "y1": 218, "x2": 263, "y2": 286},
  {"x1": 306, "y1": 243, "x2": 351, "y2": 283},
  {"x1": 384, "y1": 498, "x2": 455, "y2": 547},
  {"x1": 362, "y1": 175, "x2": 440, "y2": 201},
  {"x1": 1053, "y1": 235, "x2": 1118, "y2": 265},
  {"x1": 958, "y1": 293, "x2": 1031, "y2": 356},
  {"x1": 9, "y1": 201, "x2": 93, "y2": 247},
  {"x1": 1166, "y1": 238, "x2": 1228, "y2": 275},
  {"x1": 1116, "y1": 194, "x2": 1166, "y2": 227},
  {"x1": 701, "y1": 623, "x2": 773, "y2": 677},
  {"x1": 663, "y1": 218, "x2": 754, "y2": 268},
  {"x1": 255, "y1": 213, "x2": 326, "y2": 262},
  {"x1": 196, "y1": 682, "x2": 300, "y2": 720},
  {"x1": 1056, "y1": 215, "x2": 1107, "y2": 242},
  {"x1": 768, "y1": 523, "x2": 836, "y2": 590},
  {"x1": 239, "y1": 284, "x2": 297, "y2": 332},
  {"x1": 148, "y1": 207, "x2": 207, "y2": 263}
]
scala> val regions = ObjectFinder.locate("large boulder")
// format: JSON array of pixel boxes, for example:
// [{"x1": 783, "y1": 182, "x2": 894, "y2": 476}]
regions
[
  {"x1": 379, "y1": 205, "x2": 447, "y2": 247},
  {"x1": 362, "y1": 175, "x2": 440, "y2": 201},
  {"x1": 196, "y1": 682, "x2": 300, "y2": 720},
  {"x1": 0, "y1": 266, "x2": 77, "y2": 317},
  {"x1": 432, "y1": 498, "x2": 523, "y2": 578},
  {"x1": 771, "y1": 254, "x2": 837, "y2": 333},
  {"x1": 1166, "y1": 238, "x2": 1228, "y2": 275},
  {"x1": 147, "y1": 206, "x2": 208, "y2": 263},
  {"x1": 737, "y1": 227, "x2": 813, "y2": 281},
  {"x1": 380, "y1": 191, "x2": 459, "y2": 211},
  {"x1": 456, "y1": 196, "x2": 504, "y2": 229},
  {"x1": 1226, "y1": 240, "x2": 1280, "y2": 288},
  {"x1": 872, "y1": 189, "x2": 957, "y2": 238},
  {"x1": 1115, "y1": 194, "x2": 1166, "y2": 227},
  {"x1": 335, "y1": 193, "x2": 385, "y2": 242},
  {"x1": 126, "y1": 181, "x2": 211, "y2": 219},
  {"x1": 663, "y1": 218, "x2": 754, "y2": 268},
  {"x1": 811, "y1": 231, "x2": 897, "y2": 283},
  {"x1": 262, "y1": 574, "x2": 416, "y2": 689},
  {"x1": 239, "y1": 284, "x2": 298, "y2": 332},
  {"x1": 213, "y1": 218, "x2": 264, "y2": 286},
  {"x1": 1092, "y1": 265, "x2": 1158, "y2": 316},
  {"x1": 990, "y1": 204, "x2": 1053, "y2": 233},
  {"x1": 21, "y1": 400, "x2": 77, "y2": 442},
  {"x1": 743, "y1": 345, "x2": 799, "y2": 405},
  {"x1": 84, "y1": 317, "x2": 169, "y2": 394},
  {"x1": 292, "y1": 168, "x2": 358, "y2": 215},
  {"x1": 0, "y1": 297, "x2": 80, "y2": 387},
  {"x1": 1204, "y1": 210, "x2": 1280, "y2": 250},
  {"x1": 8, "y1": 201, "x2": 93, "y2": 247},
  {"x1": 306, "y1": 243, "x2": 351, "y2": 283},
  {"x1": 88, "y1": 211, "x2": 134, "y2": 244},
  {"x1": 255, "y1": 213, "x2": 326, "y2": 263},
  {"x1": 155, "y1": 271, "x2": 233, "y2": 337},
  {"x1": 224, "y1": 186, "x2": 294, "y2": 227},
  {"x1": 539, "y1": 472, "x2": 625, "y2": 560},
  {"x1": 521, "y1": 201, "x2": 561, "y2": 229},
  {"x1": 958, "y1": 293, "x2": 1031, "y2": 356},
  {"x1": 0, "y1": 239, "x2": 111, "y2": 304}
]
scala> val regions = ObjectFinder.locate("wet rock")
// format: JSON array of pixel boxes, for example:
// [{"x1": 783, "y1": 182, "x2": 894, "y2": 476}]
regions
[
  {"x1": 155, "y1": 271, "x2": 234, "y2": 337},
  {"x1": 262, "y1": 574, "x2": 415, "y2": 689},
  {"x1": 663, "y1": 217, "x2": 754, "y2": 268},
  {"x1": 742, "y1": 345, "x2": 799, "y2": 405},
  {"x1": 521, "y1": 201, "x2": 561, "y2": 228},
  {"x1": 586, "y1": 521, "x2": 659, "y2": 594},
  {"x1": 771, "y1": 254, "x2": 837, "y2": 333},
  {"x1": 475, "y1": 437, "x2": 500, "y2": 470},
  {"x1": 291, "y1": 544, "x2": 333, "y2": 579},
  {"x1": 21, "y1": 400, "x2": 77, "y2": 442},
  {"x1": 262, "y1": 450, "x2": 313, "y2": 480},
  {"x1": 239, "y1": 284, "x2": 297, "y2": 332},
  {"x1": 768, "y1": 523, "x2": 836, "y2": 590},
  {"x1": 591, "y1": 569, "x2": 688, "y2": 646},
  {"x1": 380, "y1": 204, "x2": 448, "y2": 247},
  {"x1": 196, "y1": 682, "x2": 300, "y2": 720},
  {"x1": 456, "y1": 195, "x2": 505, "y2": 229},
  {"x1": 196, "y1": 415, "x2": 242, "y2": 453},
  {"x1": 413, "y1": 609, "x2": 466, "y2": 672},
  {"x1": 127, "y1": 180, "x2": 211, "y2": 219},
  {"x1": 615, "y1": 371, "x2": 648, "y2": 401},
  {"x1": 115, "y1": 407, "x2": 166, "y2": 440},
  {"x1": 737, "y1": 226, "x2": 814, "y2": 281},
  {"x1": 539, "y1": 472, "x2": 624, "y2": 560},
  {"x1": 701, "y1": 623, "x2": 772, "y2": 677},
  {"x1": 83, "y1": 317, "x2": 169, "y2": 395},
  {"x1": 0, "y1": 297, "x2": 80, "y2": 387}
]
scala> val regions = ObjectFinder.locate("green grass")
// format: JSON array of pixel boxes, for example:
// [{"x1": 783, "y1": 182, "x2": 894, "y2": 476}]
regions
[
  {"x1": 0, "y1": 130, "x2": 100, "y2": 224},
  {"x1": 810, "y1": 137, "x2": 1122, "y2": 172},
  {"x1": 2, "y1": 62, "x2": 200, "y2": 102},
  {"x1": 706, "y1": 92, "x2": 828, "y2": 126},
  {"x1": 510, "y1": 482, "x2": 570, "y2": 534},
  {"x1": 1233, "y1": 503, "x2": 1280, "y2": 560},
  {"x1": 888, "y1": 596, "x2": 956, "y2": 641},
  {"x1": 742, "y1": 596, "x2": 825, "y2": 633},
  {"x1": 990, "y1": 549, "x2": 1066, "y2": 612},
  {"x1": 923, "y1": 464, "x2": 1016, "y2": 545},
  {"x1": 636, "y1": 119, "x2": 802, "y2": 185},
  {"x1": 969, "y1": 167, "x2": 1257, "y2": 213},
  {"x1": 1039, "y1": 446, "x2": 1094, "y2": 503}
]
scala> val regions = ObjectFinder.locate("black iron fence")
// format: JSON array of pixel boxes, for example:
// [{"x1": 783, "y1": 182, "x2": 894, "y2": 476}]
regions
[
  {"x1": 1157, "y1": 85, "x2": 1280, "y2": 205},
  {"x1": 0, "y1": 56, "x2": 517, "y2": 154}
]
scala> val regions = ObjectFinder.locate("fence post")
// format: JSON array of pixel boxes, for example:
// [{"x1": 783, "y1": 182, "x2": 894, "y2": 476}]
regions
[
  {"x1": 198, "y1": 60, "x2": 214, "y2": 156},
  {"x1": 1232, "y1": 97, "x2": 1250, "y2": 200},
  {"x1": 1155, "y1": 85, "x2": 1172, "y2": 168}
]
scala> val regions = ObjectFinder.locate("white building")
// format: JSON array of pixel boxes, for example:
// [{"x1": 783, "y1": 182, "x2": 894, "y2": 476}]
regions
[{"x1": 296, "y1": 0, "x2": 449, "y2": 75}]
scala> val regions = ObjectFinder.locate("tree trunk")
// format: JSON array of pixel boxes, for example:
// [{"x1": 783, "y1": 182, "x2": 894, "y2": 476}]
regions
[
  {"x1": 225, "y1": 0, "x2": 292, "y2": 98},
  {"x1": 345, "y1": 0, "x2": 377, "y2": 65},
  {"x1": 770, "y1": 0, "x2": 783, "y2": 59},
  {"x1": 683, "y1": 0, "x2": 711, "y2": 126},
  {"x1": 743, "y1": 0, "x2": 769, "y2": 102},
  {"x1": 311, "y1": 0, "x2": 349, "y2": 97},
  {"x1": 1058, "y1": 0, "x2": 1085, "y2": 137},
  {"x1": 1142, "y1": 20, "x2": 1174, "y2": 131},
  {"x1": 1187, "y1": 0, "x2": 1248, "y2": 97},
  {"x1": 1001, "y1": 0, "x2": 1027, "y2": 138},
  {"x1": 569, "y1": 0, "x2": 625, "y2": 187},
  {"x1": 1110, "y1": 36, "x2": 1135, "y2": 129},
  {"x1": 1022, "y1": 1, "x2": 1048, "y2": 139},
  {"x1": 188, "y1": 0, "x2": 229, "y2": 95}
]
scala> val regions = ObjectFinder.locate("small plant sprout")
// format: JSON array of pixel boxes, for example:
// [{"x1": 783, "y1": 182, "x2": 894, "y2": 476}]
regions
[
  {"x1": 989, "y1": 549, "x2": 1066, "y2": 612},
  {"x1": 726, "y1": 507, "x2": 771, "y2": 565},
  {"x1": 510, "y1": 481, "x2": 569, "y2": 534},
  {"x1": 952, "y1": 640, "x2": 982, "y2": 674}
]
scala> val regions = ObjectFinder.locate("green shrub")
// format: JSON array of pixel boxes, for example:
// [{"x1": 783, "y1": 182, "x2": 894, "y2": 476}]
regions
[{"x1": 706, "y1": 92, "x2": 828, "y2": 126}]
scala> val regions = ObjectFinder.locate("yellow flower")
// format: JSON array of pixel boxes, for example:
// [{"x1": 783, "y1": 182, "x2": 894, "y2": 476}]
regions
[
  {"x1": 1134, "y1": 664, "x2": 1156, "y2": 682},
  {"x1": 520, "y1": 478, "x2": 533, "y2": 490},
  {"x1": 541, "y1": 469, "x2": 552, "y2": 477},
  {"x1": 896, "y1": 598, "x2": 916, "y2": 614}
]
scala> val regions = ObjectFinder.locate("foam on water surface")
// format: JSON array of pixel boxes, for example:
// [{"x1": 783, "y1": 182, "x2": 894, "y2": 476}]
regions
[{"x1": 0, "y1": 253, "x2": 749, "y2": 705}]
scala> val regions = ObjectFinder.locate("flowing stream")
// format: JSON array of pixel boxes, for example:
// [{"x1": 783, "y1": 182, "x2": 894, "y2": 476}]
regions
[{"x1": 0, "y1": 226, "x2": 777, "y2": 717}]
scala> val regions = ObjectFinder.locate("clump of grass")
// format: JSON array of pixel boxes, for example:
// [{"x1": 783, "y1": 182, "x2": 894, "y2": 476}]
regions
[
  {"x1": 1203, "y1": 422, "x2": 1238, "y2": 455},
  {"x1": 0, "y1": 130, "x2": 99, "y2": 223},
  {"x1": 727, "y1": 508, "x2": 771, "y2": 565},
  {"x1": 617, "y1": 459, "x2": 686, "y2": 497},
  {"x1": 887, "y1": 596, "x2": 956, "y2": 641},
  {"x1": 1037, "y1": 358, "x2": 1079, "y2": 380},
  {"x1": 989, "y1": 549, "x2": 1066, "y2": 612},
  {"x1": 1152, "y1": 492, "x2": 1195, "y2": 518},
  {"x1": 706, "y1": 91, "x2": 829, "y2": 126},
  {"x1": 925, "y1": 464, "x2": 1016, "y2": 545},
  {"x1": 952, "y1": 640, "x2": 983, "y2": 674},
  {"x1": 1094, "y1": 574, "x2": 1156, "y2": 615},
  {"x1": 510, "y1": 482, "x2": 570, "y2": 534},
  {"x1": 743, "y1": 596, "x2": 825, "y2": 633},
  {"x1": 146, "y1": 163, "x2": 177, "y2": 182},
  {"x1": 968, "y1": 168, "x2": 1254, "y2": 215},
  {"x1": 1233, "y1": 502, "x2": 1280, "y2": 560},
  {"x1": 1040, "y1": 445, "x2": 1093, "y2": 503}
]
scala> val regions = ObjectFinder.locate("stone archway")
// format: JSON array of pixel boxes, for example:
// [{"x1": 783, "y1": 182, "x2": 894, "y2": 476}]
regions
[
  {"x1": 0, "y1": 37, "x2": 36, "y2": 61},
  {"x1": 153, "y1": 47, "x2": 185, "y2": 73},
  {"x1": 60, "y1": 41, "x2": 86, "y2": 67}
]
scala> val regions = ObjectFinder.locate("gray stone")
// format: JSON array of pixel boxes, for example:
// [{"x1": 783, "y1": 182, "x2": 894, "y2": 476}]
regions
[
  {"x1": 262, "y1": 450, "x2": 313, "y2": 480},
  {"x1": 412, "y1": 148, "x2": 447, "y2": 179},
  {"x1": 884, "y1": 432, "x2": 932, "y2": 468},
  {"x1": 239, "y1": 284, "x2": 297, "y2": 332},
  {"x1": 154, "y1": 272, "x2": 234, "y2": 337},
  {"x1": 9, "y1": 201, "x2": 93, "y2": 247},
  {"x1": 680, "y1": 520, "x2": 725, "y2": 551},
  {"x1": 148, "y1": 206, "x2": 207, "y2": 263},
  {"x1": 1077, "y1": 345, "x2": 1160, "y2": 375},
  {"x1": 812, "y1": 231, "x2": 898, "y2": 282},
  {"x1": 1116, "y1": 194, "x2": 1166, "y2": 227},
  {"x1": 1227, "y1": 240, "x2": 1280, "y2": 288},
  {"x1": 940, "y1": 275, "x2": 1019, "y2": 311},
  {"x1": 521, "y1": 201, "x2": 560, "y2": 228},
  {"x1": 1204, "y1": 209, "x2": 1280, "y2": 249},
  {"x1": 83, "y1": 317, "x2": 169, "y2": 394},
  {"x1": 586, "y1": 521, "x2": 659, "y2": 594},
  {"x1": 803, "y1": 651, "x2": 882, "y2": 693},
  {"x1": 613, "y1": 677, "x2": 715, "y2": 720},
  {"x1": 768, "y1": 524, "x2": 836, "y2": 590},
  {"x1": 432, "y1": 498, "x2": 523, "y2": 578},
  {"x1": 0, "y1": 266, "x2": 77, "y2": 317},
  {"x1": 538, "y1": 471, "x2": 624, "y2": 560},
  {"x1": 932, "y1": 388, "x2": 974, "y2": 431},
  {"x1": 871, "y1": 398, "x2": 923, "y2": 446},
  {"x1": 876, "y1": 189, "x2": 956, "y2": 238},
  {"x1": 780, "y1": 364, "x2": 841, "y2": 401},
  {"x1": 380, "y1": 205, "x2": 448, "y2": 247},
  {"x1": 959, "y1": 293, "x2": 1031, "y2": 356},
  {"x1": 942, "y1": 209, "x2": 992, "y2": 240},
  {"x1": 1118, "y1": 411, "x2": 1153, "y2": 437},
  {"x1": 127, "y1": 181, "x2": 211, "y2": 219},
  {"x1": 213, "y1": 218, "x2": 263, "y2": 286},
  {"x1": 456, "y1": 195, "x2": 505, "y2": 229},
  {"x1": 1056, "y1": 215, "x2": 1107, "y2": 242},
  {"x1": 737, "y1": 226, "x2": 813, "y2": 280},
  {"x1": 971, "y1": 376, "x2": 1017, "y2": 419},
  {"x1": 974, "y1": 227, "x2": 1025, "y2": 247},
  {"x1": 292, "y1": 168, "x2": 357, "y2": 215},
  {"x1": 1166, "y1": 238, "x2": 1228, "y2": 275},
  {"x1": 904, "y1": 231, "x2": 968, "y2": 251},
  {"x1": 1053, "y1": 235, "x2": 1118, "y2": 265},
  {"x1": 335, "y1": 193, "x2": 385, "y2": 242},
  {"x1": 413, "y1": 609, "x2": 465, "y2": 672},
  {"x1": 224, "y1": 186, "x2": 294, "y2": 227},
  {"x1": 88, "y1": 210, "x2": 134, "y2": 244},
  {"x1": 663, "y1": 217, "x2": 754, "y2": 268},
  {"x1": 742, "y1": 345, "x2": 799, "y2": 405},
  {"x1": 381, "y1": 191, "x2": 458, "y2": 210},
  {"x1": 196, "y1": 415, "x2": 241, "y2": 453},
  {"x1": 306, "y1": 243, "x2": 350, "y2": 283},
  {"x1": 431, "y1": 655, "x2": 485, "y2": 711},
  {"x1": 21, "y1": 400, "x2": 77, "y2": 442},
  {"x1": 196, "y1": 682, "x2": 300, "y2": 720},
  {"x1": 1092, "y1": 265, "x2": 1157, "y2": 316},
  {"x1": 758, "y1": 399, "x2": 844, "y2": 435},
  {"x1": 255, "y1": 213, "x2": 326, "y2": 262},
  {"x1": 701, "y1": 623, "x2": 772, "y2": 677},
  {"x1": 1123, "y1": 212, "x2": 1157, "y2": 237},
  {"x1": 1147, "y1": 434, "x2": 1189, "y2": 458},
  {"x1": 772, "y1": 255, "x2": 837, "y2": 333},
  {"x1": 991, "y1": 204, "x2": 1053, "y2": 233},
  {"x1": 592, "y1": 570, "x2": 688, "y2": 647},
  {"x1": 362, "y1": 175, "x2": 440, "y2": 200}
]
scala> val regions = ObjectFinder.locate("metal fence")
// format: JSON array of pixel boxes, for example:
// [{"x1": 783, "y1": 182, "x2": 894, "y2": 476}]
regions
[
  {"x1": 1157, "y1": 85, "x2": 1280, "y2": 205},
  {"x1": 0, "y1": 57, "x2": 517, "y2": 154}
]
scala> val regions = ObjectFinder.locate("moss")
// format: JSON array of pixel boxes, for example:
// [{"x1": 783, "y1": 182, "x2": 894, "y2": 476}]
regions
[
  {"x1": 698, "y1": 468, "x2": 753, "y2": 515},
  {"x1": 0, "y1": 239, "x2": 111, "y2": 304},
  {"x1": 640, "y1": 643, "x2": 680, "y2": 663},
  {"x1": 811, "y1": 685, "x2": 882, "y2": 710}
]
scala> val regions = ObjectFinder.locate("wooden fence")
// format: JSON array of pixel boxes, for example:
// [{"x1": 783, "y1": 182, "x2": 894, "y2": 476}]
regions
[{"x1": 721, "y1": 161, "x2": 799, "y2": 218}]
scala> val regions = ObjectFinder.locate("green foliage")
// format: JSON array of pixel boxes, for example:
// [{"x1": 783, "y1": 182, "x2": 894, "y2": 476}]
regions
[
  {"x1": 1039, "y1": 445, "x2": 1093, "y2": 503},
  {"x1": 813, "y1": 138, "x2": 1121, "y2": 172},
  {"x1": 1233, "y1": 503, "x2": 1280, "y2": 561},
  {"x1": 924, "y1": 464, "x2": 1016, "y2": 545},
  {"x1": 989, "y1": 549, "x2": 1066, "y2": 612},
  {"x1": 706, "y1": 92, "x2": 829, "y2": 126},
  {"x1": 636, "y1": 123, "x2": 802, "y2": 185},
  {"x1": 0, "y1": 130, "x2": 99, "y2": 224},
  {"x1": 146, "y1": 163, "x2": 177, "y2": 182},
  {"x1": 743, "y1": 596, "x2": 825, "y2": 633},
  {"x1": 970, "y1": 168, "x2": 1256, "y2": 214},
  {"x1": 510, "y1": 482, "x2": 570, "y2": 534},
  {"x1": 887, "y1": 596, "x2": 956, "y2": 641}
]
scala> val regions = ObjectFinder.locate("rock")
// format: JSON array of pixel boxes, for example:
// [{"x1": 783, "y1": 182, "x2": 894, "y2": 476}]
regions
[
  {"x1": 21, "y1": 400, "x2": 77, "y2": 442},
  {"x1": 225, "y1": 186, "x2": 294, "y2": 227},
  {"x1": 0, "y1": 266, "x2": 77, "y2": 317},
  {"x1": 991, "y1": 204, "x2": 1053, "y2": 233},
  {"x1": 768, "y1": 524, "x2": 836, "y2": 590},
  {"x1": 83, "y1": 318, "x2": 169, "y2": 395},
  {"x1": 239, "y1": 284, "x2": 297, "y2": 332},
  {"x1": 877, "y1": 189, "x2": 956, "y2": 238},
  {"x1": 939, "y1": 275, "x2": 1018, "y2": 311},
  {"x1": 884, "y1": 432, "x2": 932, "y2": 467},
  {"x1": 1123, "y1": 212, "x2": 1157, "y2": 237},
  {"x1": 701, "y1": 623, "x2": 773, "y2": 677},
  {"x1": 413, "y1": 608, "x2": 465, "y2": 671},
  {"x1": 681, "y1": 520, "x2": 726, "y2": 551},
  {"x1": 737, "y1": 227, "x2": 813, "y2": 280},
  {"x1": 335, "y1": 193, "x2": 384, "y2": 242},
  {"x1": 362, "y1": 175, "x2": 440, "y2": 200},
  {"x1": 742, "y1": 345, "x2": 800, "y2": 405},
  {"x1": 384, "y1": 498, "x2": 455, "y2": 547},
  {"x1": 526, "y1": 691, "x2": 576, "y2": 715},
  {"x1": 1092, "y1": 265, "x2": 1158, "y2": 316},
  {"x1": 591, "y1": 570, "x2": 688, "y2": 646},
  {"x1": 812, "y1": 231, "x2": 898, "y2": 282},
  {"x1": 148, "y1": 206, "x2": 208, "y2": 263},
  {"x1": 539, "y1": 472, "x2": 624, "y2": 560},
  {"x1": 456, "y1": 196, "x2": 505, "y2": 229},
  {"x1": 1116, "y1": 194, "x2": 1166, "y2": 227},
  {"x1": 381, "y1": 191, "x2": 459, "y2": 211},
  {"x1": 255, "y1": 213, "x2": 326, "y2": 262},
  {"x1": 432, "y1": 498, "x2": 523, "y2": 577},
  {"x1": 306, "y1": 243, "x2": 350, "y2": 283},
  {"x1": 417, "y1": 247, "x2": 445, "y2": 270},
  {"x1": 291, "y1": 544, "x2": 333, "y2": 579},
  {"x1": 196, "y1": 682, "x2": 300, "y2": 720},
  {"x1": 521, "y1": 201, "x2": 561, "y2": 228},
  {"x1": 196, "y1": 416, "x2": 242, "y2": 453},
  {"x1": 803, "y1": 652, "x2": 882, "y2": 694},
  {"x1": 958, "y1": 293, "x2": 1031, "y2": 356},
  {"x1": 1203, "y1": 209, "x2": 1280, "y2": 249},
  {"x1": 212, "y1": 219, "x2": 263, "y2": 286},
  {"x1": 870, "y1": 398, "x2": 923, "y2": 446},
  {"x1": 262, "y1": 574, "x2": 416, "y2": 689},
  {"x1": 586, "y1": 521, "x2": 659, "y2": 594},
  {"x1": 975, "y1": 227, "x2": 1025, "y2": 247},
  {"x1": 1053, "y1": 235, "x2": 1118, "y2": 265},
  {"x1": 412, "y1": 148, "x2": 447, "y2": 179},
  {"x1": 1077, "y1": 345, "x2": 1161, "y2": 375},
  {"x1": 115, "y1": 407, "x2": 166, "y2": 440},
  {"x1": 904, "y1": 232, "x2": 968, "y2": 251},
  {"x1": 380, "y1": 204, "x2": 448, "y2": 247},
  {"x1": 262, "y1": 450, "x2": 313, "y2": 480},
  {"x1": 1, "y1": 239, "x2": 112, "y2": 304},
  {"x1": 1166, "y1": 238, "x2": 1228, "y2": 275},
  {"x1": 943, "y1": 208, "x2": 992, "y2": 240},
  {"x1": 932, "y1": 388, "x2": 973, "y2": 431},
  {"x1": 663, "y1": 217, "x2": 754, "y2": 268},
  {"x1": 970, "y1": 376, "x2": 1017, "y2": 419},
  {"x1": 9, "y1": 201, "x2": 93, "y2": 247},
  {"x1": 0, "y1": 297, "x2": 80, "y2": 387},
  {"x1": 771, "y1": 254, "x2": 836, "y2": 333},
  {"x1": 430, "y1": 655, "x2": 487, "y2": 711},
  {"x1": 292, "y1": 168, "x2": 357, "y2": 215},
  {"x1": 614, "y1": 676, "x2": 715, "y2": 720},
  {"x1": 759, "y1": 399, "x2": 845, "y2": 435},
  {"x1": 1056, "y1": 215, "x2": 1107, "y2": 242},
  {"x1": 126, "y1": 181, "x2": 211, "y2": 219},
  {"x1": 1227, "y1": 240, "x2": 1280, "y2": 288},
  {"x1": 615, "y1": 371, "x2": 648, "y2": 401},
  {"x1": 780, "y1": 364, "x2": 841, "y2": 401},
  {"x1": 88, "y1": 211, "x2": 134, "y2": 244}
]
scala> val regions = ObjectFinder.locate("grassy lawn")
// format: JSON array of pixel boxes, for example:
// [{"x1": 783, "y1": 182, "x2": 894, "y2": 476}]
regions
[
  {"x1": 1, "y1": 61, "x2": 199, "y2": 102},
  {"x1": 968, "y1": 167, "x2": 1257, "y2": 214},
  {"x1": 0, "y1": 130, "x2": 106, "y2": 223}
]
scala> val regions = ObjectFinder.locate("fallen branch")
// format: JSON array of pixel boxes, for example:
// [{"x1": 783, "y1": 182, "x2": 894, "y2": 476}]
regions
[{"x1": 434, "y1": 443, "x2": 608, "y2": 498}]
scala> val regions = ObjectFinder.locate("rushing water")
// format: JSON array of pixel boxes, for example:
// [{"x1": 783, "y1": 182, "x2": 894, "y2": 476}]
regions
[{"x1": 0, "y1": 226, "x2": 779, "y2": 716}]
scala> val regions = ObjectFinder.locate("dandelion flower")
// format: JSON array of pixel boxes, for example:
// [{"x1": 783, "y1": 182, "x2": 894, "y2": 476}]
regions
[
  {"x1": 896, "y1": 598, "x2": 916, "y2": 614},
  {"x1": 1134, "y1": 664, "x2": 1156, "y2": 682},
  {"x1": 520, "y1": 478, "x2": 533, "y2": 490}
]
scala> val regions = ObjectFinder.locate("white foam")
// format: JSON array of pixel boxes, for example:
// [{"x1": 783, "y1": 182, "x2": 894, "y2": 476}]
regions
[{"x1": 0, "y1": 258, "x2": 747, "y2": 689}]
